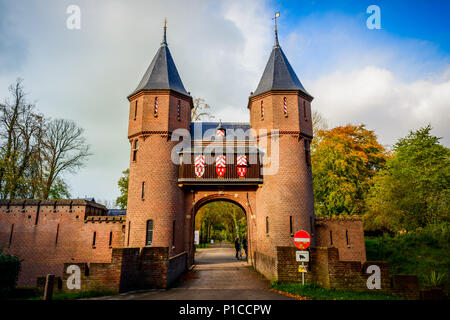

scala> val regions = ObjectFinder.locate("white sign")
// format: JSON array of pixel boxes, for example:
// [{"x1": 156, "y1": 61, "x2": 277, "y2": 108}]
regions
[
  {"x1": 194, "y1": 230, "x2": 200, "y2": 245},
  {"x1": 296, "y1": 250, "x2": 309, "y2": 262}
]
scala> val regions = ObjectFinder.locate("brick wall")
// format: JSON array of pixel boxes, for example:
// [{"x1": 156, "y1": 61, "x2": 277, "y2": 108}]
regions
[
  {"x1": 0, "y1": 200, "x2": 125, "y2": 286},
  {"x1": 254, "y1": 251, "x2": 277, "y2": 280},
  {"x1": 315, "y1": 216, "x2": 366, "y2": 262},
  {"x1": 167, "y1": 251, "x2": 188, "y2": 286},
  {"x1": 275, "y1": 246, "x2": 420, "y2": 299},
  {"x1": 61, "y1": 246, "x2": 187, "y2": 293}
]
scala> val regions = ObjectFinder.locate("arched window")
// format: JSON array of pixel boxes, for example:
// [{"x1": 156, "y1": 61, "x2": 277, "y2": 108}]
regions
[
  {"x1": 177, "y1": 100, "x2": 181, "y2": 121},
  {"x1": 303, "y1": 100, "x2": 307, "y2": 121},
  {"x1": 154, "y1": 97, "x2": 158, "y2": 117},
  {"x1": 304, "y1": 140, "x2": 311, "y2": 167},
  {"x1": 260, "y1": 100, "x2": 264, "y2": 119},
  {"x1": 132, "y1": 139, "x2": 138, "y2": 162},
  {"x1": 289, "y1": 216, "x2": 293, "y2": 235},
  {"x1": 146, "y1": 220, "x2": 153, "y2": 246},
  {"x1": 141, "y1": 181, "x2": 145, "y2": 200},
  {"x1": 266, "y1": 216, "x2": 269, "y2": 234},
  {"x1": 134, "y1": 100, "x2": 138, "y2": 120},
  {"x1": 172, "y1": 220, "x2": 176, "y2": 247},
  {"x1": 92, "y1": 231, "x2": 97, "y2": 248}
]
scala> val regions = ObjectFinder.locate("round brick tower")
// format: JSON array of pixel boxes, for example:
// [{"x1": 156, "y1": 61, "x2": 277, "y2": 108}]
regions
[
  {"x1": 125, "y1": 22, "x2": 192, "y2": 255},
  {"x1": 248, "y1": 24, "x2": 315, "y2": 257}
]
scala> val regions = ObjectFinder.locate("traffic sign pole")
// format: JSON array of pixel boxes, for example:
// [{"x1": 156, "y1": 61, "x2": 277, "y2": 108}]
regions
[
  {"x1": 302, "y1": 262, "x2": 305, "y2": 285},
  {"x1": 293, "y1": 230, "x2": 311, "y2": 286}
]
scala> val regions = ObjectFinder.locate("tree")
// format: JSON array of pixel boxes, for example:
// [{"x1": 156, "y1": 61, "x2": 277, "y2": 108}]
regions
[
  {"x1": 115, "y1": 168, "x2": 129, "y2": 209},
  {"x1": 195, "y1": 201, "x2": 247, "y2": 243},
  {"x1": 312, "y1": 124, "x2": 387, "y2": 216},
  {"x1": 0, "y1": 79, "x2": 42, "y2": 198},
  {"x1": 311, "y1": 109, "x2": 328, "y2": 135},
  {"x1": 39, "y1": 118, "x2": 91, "y2": 199},
  {"x1": 191, "y1": 98, "x2": 215, "y2": 121},
  {"x1": 0, "y1": 80, "x2": 90, "y2": 200},
  {"x1": 364, "y1": 125, "x2": 450, "y2": 232}
]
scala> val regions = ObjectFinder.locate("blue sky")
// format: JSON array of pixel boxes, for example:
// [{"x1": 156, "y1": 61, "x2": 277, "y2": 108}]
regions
[
  {"x1": 280, "y1": 0, "x2": 450, "y2": 51},
  {"x1": 0, "y1": 0, "x2": 448, "y2": 205}
]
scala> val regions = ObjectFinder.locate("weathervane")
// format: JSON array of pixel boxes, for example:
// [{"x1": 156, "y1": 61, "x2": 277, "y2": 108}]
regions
[
  {"x1": 162, "y1": 17, "x2": 168, "y2": 46},
  {"x1": 273, "y1": 12, "x2": 280, "y2": 47}
]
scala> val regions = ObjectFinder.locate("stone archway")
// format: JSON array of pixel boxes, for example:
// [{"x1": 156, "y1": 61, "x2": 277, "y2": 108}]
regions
[{"x1": 184, "y1": 190, "x2": 258, "y2": 267}]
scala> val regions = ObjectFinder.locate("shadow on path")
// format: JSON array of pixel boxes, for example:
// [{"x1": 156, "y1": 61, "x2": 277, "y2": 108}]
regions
[{"x1": 90, "y1": 244, "x2": 291, "y2": 300}]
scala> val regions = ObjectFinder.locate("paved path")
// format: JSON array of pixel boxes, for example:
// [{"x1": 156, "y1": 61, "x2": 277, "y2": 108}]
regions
[{"x1": 92, "y1": 244, "x2": 290, "y2": 300}]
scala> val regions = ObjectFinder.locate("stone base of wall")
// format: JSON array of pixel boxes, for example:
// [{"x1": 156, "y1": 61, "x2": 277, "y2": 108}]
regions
[
  {"x1": 274, "y1": 246, "x2": 420, "y2": 299},
  {"x1": 254, "y1": 251, "x2": 277, "y2": 281},
  {"x1": 59, "y1": 247, "x2": 187, "y2": 293}
]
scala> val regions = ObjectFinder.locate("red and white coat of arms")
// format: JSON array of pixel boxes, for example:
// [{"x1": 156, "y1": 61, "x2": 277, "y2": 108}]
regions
[
  {"x1": 216, "y1": 155, "x2": 226, "y2": 177},
  {"x1": 237, "y1": 155, "x2": 247, "y2": 178},
  {"x1": 194, "y1": 155, "x2": 205, "y2": 178}
]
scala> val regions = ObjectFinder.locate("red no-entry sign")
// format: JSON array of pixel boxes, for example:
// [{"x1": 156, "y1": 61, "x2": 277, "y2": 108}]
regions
[{"x1": 293, "y1": 230, "x2": 311, "y2": 249}]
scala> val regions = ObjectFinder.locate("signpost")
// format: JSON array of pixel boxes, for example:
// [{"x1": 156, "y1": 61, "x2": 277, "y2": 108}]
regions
[
  {"x1": 294, "y1": 230, "x2": 311, "y2": 285},
  {"x1": 293, "y1": 230, "x2": 311, "y2": 249},
  {"x1": 296, "y1": 250, "x2": 309, "y2": 262},
  {"x1": 194, "y1": 230, "x2": 200, "y2": 245}
]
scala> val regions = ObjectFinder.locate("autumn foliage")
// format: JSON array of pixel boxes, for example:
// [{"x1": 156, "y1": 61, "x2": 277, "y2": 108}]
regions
[{"x1": 311, "y1": 124, "x2": 387, "y2": 216}]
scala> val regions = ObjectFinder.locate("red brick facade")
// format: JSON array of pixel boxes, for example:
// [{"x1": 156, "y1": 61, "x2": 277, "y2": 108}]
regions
[
  {"x1": 0, "y1": 200, "x2": 125, "y2": 286},
  {"x1": 0, "y1": 28, "x2": 391, "y2": 296}
]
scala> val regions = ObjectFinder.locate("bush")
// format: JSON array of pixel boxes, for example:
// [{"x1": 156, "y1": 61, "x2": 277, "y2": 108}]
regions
[
  {"x1": 365, "y1": 222, "x2": 450, "y2": 295},
  {"x1": 0, "y1": 249, "x2": 22, "y2": 297}
]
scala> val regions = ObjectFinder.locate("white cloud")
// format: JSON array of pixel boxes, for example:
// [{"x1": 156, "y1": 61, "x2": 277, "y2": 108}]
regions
[
  {"x1": 309, "y1": 66, "x2": 450, "y2": 146},
  {"x1": 0, "y1": 1, "x2": 448, "y2": 205}
]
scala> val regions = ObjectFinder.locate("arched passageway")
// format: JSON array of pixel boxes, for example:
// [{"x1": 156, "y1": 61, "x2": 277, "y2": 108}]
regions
[
  {"x1": 194, "y1": 200, "x2": 248, "y2": 264},
  {"x1": 185, "y1": 191, "x2": 257, "y2": 267}
]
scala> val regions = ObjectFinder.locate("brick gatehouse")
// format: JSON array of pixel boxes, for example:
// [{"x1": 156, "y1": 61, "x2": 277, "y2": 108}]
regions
[{"x1": 0, "y1": 23, "x2": 419, "y2": 298}]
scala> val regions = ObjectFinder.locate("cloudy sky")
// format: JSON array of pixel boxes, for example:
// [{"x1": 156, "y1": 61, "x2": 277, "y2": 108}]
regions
[{"x1": 0, "y1": 0, "x2": 449, "y2": 205}]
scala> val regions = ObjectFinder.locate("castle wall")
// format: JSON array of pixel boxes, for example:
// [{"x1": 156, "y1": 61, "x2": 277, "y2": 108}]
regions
[
  {"x1": 0, "y1": 200, "x2": 125, "y2": 286},
  {"x1": 315, "y1": 216, "x2": 366, "y2": 262},
  {"x1": 275, "y1": 246, "x2": 420, "y2": 299}
]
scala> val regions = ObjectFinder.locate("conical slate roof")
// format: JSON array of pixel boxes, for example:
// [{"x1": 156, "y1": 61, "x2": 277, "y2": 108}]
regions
[
  {"x1": 129, "y1": 27, "x2": 189, "y2": 98},
  {"x1": 253, "y1": 37, "x2": 311, "y2": 98}
]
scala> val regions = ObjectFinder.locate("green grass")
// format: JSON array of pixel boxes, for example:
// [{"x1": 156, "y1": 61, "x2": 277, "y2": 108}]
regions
[
  {"x1": 194, "y1": 243, "x2": 212, "y2": 250},
  {"x1": 25, "y1": 290, "x2": 116, "y2": 300},
  {"x1": 271, "y1": 282, "x2": 402, "y2": 300},
  {"x1": 365, "y1": 223, "x2": 450, "y2": 295}
]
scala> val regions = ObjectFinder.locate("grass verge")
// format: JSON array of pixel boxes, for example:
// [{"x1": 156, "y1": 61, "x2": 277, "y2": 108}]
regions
[
  {"x1": 270, "y1": 282, "x2": 403, "y2": 300},
  {"x1": 26, "y1": 290, "x2": 116, "y2": 300}
]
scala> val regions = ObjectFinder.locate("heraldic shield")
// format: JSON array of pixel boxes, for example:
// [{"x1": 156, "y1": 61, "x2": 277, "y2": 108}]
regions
[
  {"x1": 194, "y1": 155, "x2": 205, "y2": 178},
  {"x1": 216, "y1": 155, "x2": 226, "y2": 177},
  {"x1": 237, "y1": 155, "x2": 247, "y2": 178}
]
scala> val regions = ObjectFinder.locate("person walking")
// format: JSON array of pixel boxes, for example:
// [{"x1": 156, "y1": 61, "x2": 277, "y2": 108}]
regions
[
  {"x1": 234, "y1": 237, "x2": 241, "y2": 260},
  {"x1": 242, "y1": 237, "x2": 248, "y2": 259}
]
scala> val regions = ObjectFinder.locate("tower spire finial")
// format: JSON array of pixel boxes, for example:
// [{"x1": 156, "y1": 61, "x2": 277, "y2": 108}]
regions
[
  {"x1": 162, "y1": 17, "x2": 168, "y2": 46},
  {"x1": 273, "y1": 12, "x2": 280, "y2": 47}
]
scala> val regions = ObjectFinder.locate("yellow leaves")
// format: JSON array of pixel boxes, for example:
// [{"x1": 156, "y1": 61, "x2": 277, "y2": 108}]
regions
[{"x1": 312, "y1": 124, "x2": 387, "y2": 217}]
